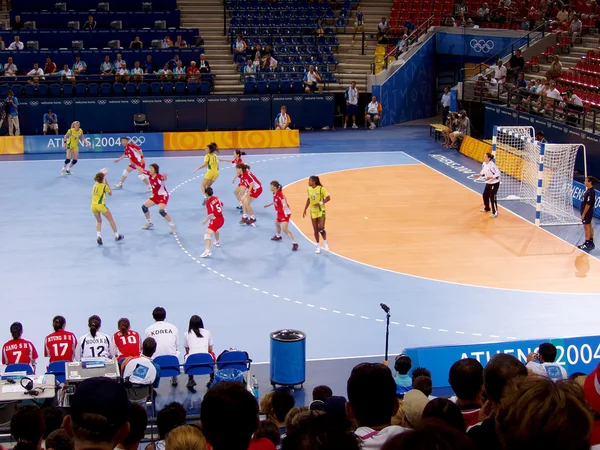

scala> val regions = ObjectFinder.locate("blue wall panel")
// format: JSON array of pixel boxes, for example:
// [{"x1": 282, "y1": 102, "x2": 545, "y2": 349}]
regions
[
  {"x1": 173, "y1": 98, "x2": 208, "y2": 131},
  {"x1": 18, "y1": 99, "x2": 76, "y2": 136},
  {"x1": 141, "y1": 98, "x2": 177, "y2": 132},
  {"x1": 436, "y1": 32, "x2": 528, "y2": 59},
  {"x1": 207, "y1": 96, "x2": 272, "y2": 130},
  {"x1": 74, "y1": 98, "x2": 142, "y2": 133},
  {"x1": 271, "y1": 94, "x2": 335, "y2": 128}
]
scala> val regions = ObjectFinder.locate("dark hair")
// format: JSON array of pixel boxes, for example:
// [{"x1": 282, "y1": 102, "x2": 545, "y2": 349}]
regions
[
  {"x1": 150, "y1": 163, "x2": 160, "y2": 174},
  {"x1": 394, "y1": 355, "x2": 412, "y2": 375},
  {"x1": 11, "y1": 406, "x2": 46, "y2": 450},
  {"x1": 448, "y1": 358, "x2": 483, "y2": 402},
  {"x1": 538, "y1": 343, "x2": 557, "y2": 363},
  {"x1": 157, "y1": 402, "x2": 186, "y2": 439},
  {"x1": 347, "y1": 363, "x2": 397, "y2": 428},
  {"x1": 485, "y1": 152, "x2": 494, "y2": 161},
  {"x1": 121, "y1": 136, "x2": 129, "y2": 141},
  {"x1": 152, "y1": 307, "x2": 166, "y2": 321},
  {"x1": 207, "y1": 142, "x2": 218, "y2": 153},
  {"x1": 270, "y1": 181, "x2": 282, "y2": 190},
  {"x1": 484, "y1": 353, "x2": 527, "y2": 404},
  {"x1": 9, "y1": 322, "x2": 22, "y2": 340},
  {"x1": 281, "y1": 411, "x2": 361, "y2": 450},
  {"x1": 117, "y1": 318, "x2": 130, "y2": 336},
  {"x1": 312, "y1": 385, "x2": 333, "y2": 402},
  {"x1": 272, "y1": 388, "x2": 295, "y2": 422},
  {"x1": 381, "y1": 419, "x2": 476, "y2": 450},
  {"x1": 586, "y1": 176, "x2": 596, "y2": 187},
  {"x1": 309, "y1": 175, "x2": 322, "y2": 186},
  {"x1": 142, "y1": 337, "x2": 157, "y2": 358},
  {"x1": 123, "y1": 403, "x2": 148, "y2": 446},
  {"x1": 537, "y1": 130, "x2": 544, "y2": 137},
  {"x1": 52, "y1": 316, "x2": 66, "y2": 333},
  {"x1": 236, "y1": 163, "x2": 250, "y2": 172},
  {"x1": 254, "y1": 420, "x2": 280, "y2": 447},
  {"x1": 45, "y1": 429, "x2": 72, "y2": 450},
  {"x1": 200, "y1": 382, "x2": 259, "y2": 450},
  {"x1": 42, "y1": 407, "x2": 64, "y2": 439},
  {"x1": 412, "y1": 367, "x2": 431, "y2": 382},
  {"x1": 94, "y1": 172, "x2": 105, "y2": 183},
  {"x1": 205, "y1": 187, "x2": 214, "y2": 197},
  {"x1": 188, "y1": 315, "x2": 204, "y2": 338},
  {"x1": 413, "y1": 376, "x2": 433, "y2": 397},
  {"x1": 422, "y1": 399, "x2": 466, "y2": 432},
  {"x1": 233, "y1": 149, "x2": 246, "y2": 157},
  {"x1": 88, "y1": 315, "x2": 101, "y2": 338}
]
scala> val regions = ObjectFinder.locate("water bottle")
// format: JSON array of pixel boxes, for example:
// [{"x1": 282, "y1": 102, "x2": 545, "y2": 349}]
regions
[{"x1": 252, "y1": 375, "x2": 259, "y2": 399}]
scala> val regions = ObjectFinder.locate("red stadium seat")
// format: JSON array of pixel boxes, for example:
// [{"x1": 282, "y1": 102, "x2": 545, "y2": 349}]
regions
[{"x1": 541, "y1": 46, "x2": 555, "y2": 62}]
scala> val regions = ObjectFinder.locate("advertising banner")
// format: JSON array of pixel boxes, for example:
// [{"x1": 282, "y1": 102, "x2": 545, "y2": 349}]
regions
[{"x1": 24, "y1": 133, "x2": 164, "y2": 154}]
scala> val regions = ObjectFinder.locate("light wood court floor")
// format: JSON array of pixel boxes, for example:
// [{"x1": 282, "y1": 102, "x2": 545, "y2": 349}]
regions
[{"x1": 285, "y1": 165, "x2": 600, "y2": 293}]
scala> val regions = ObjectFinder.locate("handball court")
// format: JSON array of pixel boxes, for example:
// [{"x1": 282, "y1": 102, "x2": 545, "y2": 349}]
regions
[{"x1": 1, "y1": 125, "x2": 599, "y2": 408}]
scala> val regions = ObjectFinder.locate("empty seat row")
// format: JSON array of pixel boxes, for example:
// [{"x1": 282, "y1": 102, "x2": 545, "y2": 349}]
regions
[
  {"x1": 12, "y1": 0, "x2": 176, "y2": 12},
  {"x1": 10, "y1": 11, "x2": 181, "y2": 29},
  {"x1": 244, "y1": 78, "x2": 334, "y2": 94}
]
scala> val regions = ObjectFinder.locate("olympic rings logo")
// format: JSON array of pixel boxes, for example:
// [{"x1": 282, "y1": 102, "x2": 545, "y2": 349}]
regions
[
  {"x1": 294, "y1": 96, "x2": 303, "y2": 101},
  {"x1": 98, "y1": 100, "x2": 107, "y2": 105},
  {"x1": 30, "y1": 101, "x2": 39, "y2": 106},
  {"x1": 470, "y1": 39, "x2": 494, "y2": 53},
  {"x1": 129, "y1": 136, "x2": 146, "y2": 146}
]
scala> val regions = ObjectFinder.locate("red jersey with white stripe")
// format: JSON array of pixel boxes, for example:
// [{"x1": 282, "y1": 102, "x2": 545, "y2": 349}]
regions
[
  {"x1": 273, "y1": 189, "x2": 291, "y2": 216},
  {"x1": 2, "y1": 338, "x2": 39, "y2": 365},
  {"x1": 124, "y1": 143, "x2": 144, "y2": 166},
  {"x1": 232, "y1": 157, "x2": 244, "y2": 166},
  {"x1": 112, "y1": 330, "x2": 141, "y2": 358},
  {"x1": 241, "y1": 171, "x2": 262, "y2": 192},
  {"x1": 44, "y1": 330, "x2": 77, "y2": 363},
  {"x1": 206, "y1": 196, "x2": 224, "y2": 219},
  {"x1": 144, "y1": 172, "x2": 169, "y2": 197}
]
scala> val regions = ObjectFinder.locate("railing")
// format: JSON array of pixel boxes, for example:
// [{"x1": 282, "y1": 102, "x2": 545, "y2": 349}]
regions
[{"x1": 223, "y1": 0, "x2": 228, "y2": 36}]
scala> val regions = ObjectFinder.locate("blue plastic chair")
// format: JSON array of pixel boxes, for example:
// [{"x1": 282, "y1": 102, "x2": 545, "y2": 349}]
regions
[
  {"x1": 0, "y1": 84, "x2": 10, "y2": 97},
  {"x1": 153, "y1": 355, "x2": 180, "y2": 378},
  {"x1": 244, "y1": 79, "x2": 256, "y2": 94},
  {"x1": 162, "y1": 82, "x2": 174, "y2": 95},
  {"x1": 100, "y1": 83, "x2": 112, "y2": 96},
  {"x1": 174, "y1": 81, "x2": 186, "y2": 95},
  {"x1": 200, "y1": 81, "x2": 210, "y2": 94},
  {"x1": 113, "y1": 82, "x2": 125, "y2": 96},
  {"x1": 217, "y1": 351, "x2": 252, "y2": 372},
  {"x1": 268, "y1": 79, "x2": 279, "y2": 93},
  {"x1": 280, "y1": 79, "x2": 291, "y2": 93},
  {"x1": 49, "y1": 84, "x2": 61, "y2": 97},
  {"x1": 257, "y1": 80, "x2": 267, "y2": 94},
  {"x1": 150, "y1": 82, "x2": 161, "y2": 95},
  {"x1": 75, "y1": 83, "x2": 86, "y2": 96},
  {"x1": 292, "y1": 79, "x2": 303, "y2": 93},
  {"x1": 125, "y1": 83, "x2": 137, "y2": 96},
  {"x1": 46, "y1": 361, "x2": 67, "y2": 384},
  {"x1": 5, "y1": 364, "x2": 34, "y2": 375},
  {"x1": 187, "y1": 81, "x2": 198, "y2": 94},
  {"x1": 24, "y1": 84, "x2": 36, "y2": 97},
  {"x1": 11, "y1": 85, "x2": 23, "y2": 98},
  {"x1": 37, "y1": 84, "x2": 48, "y2": 97},
  {"x1": 62, "y1": 84, "x2": 73, "y2": 97},
  {"x1": 138, "y1": 82, "x2": 149, "y2": 96},
  {"x1": 183, "y1": 353, "x2": 215, "y2": 376},
  {"x1": 87, "y1": 83, "x2": 99, "y2": 96}
]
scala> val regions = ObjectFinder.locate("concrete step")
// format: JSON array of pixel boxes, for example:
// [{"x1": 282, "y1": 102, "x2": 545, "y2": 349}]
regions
[{"x1": 180, "y1": 7, "x2": 223, "y2": 13}]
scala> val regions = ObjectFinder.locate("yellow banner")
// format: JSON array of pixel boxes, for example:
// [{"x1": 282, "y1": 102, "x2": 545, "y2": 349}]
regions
[
  {"x1": 0, "y1": 136, "x2": 24, "y2": 155},
  {"x1": 459, "y1": 136, "x2": 490, "y2": 162},
  {"x1": 164, "y1": 130, "x2": 300, "y2": 151}
]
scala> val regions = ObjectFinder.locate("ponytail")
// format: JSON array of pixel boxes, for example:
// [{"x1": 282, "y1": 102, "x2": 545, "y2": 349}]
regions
[
  {"x1": 52, "y1": 315, "x2": 66, "y2": 332},
  {"x1": 207, "y1": 142, "x2": 218, "y2": 153},
  {"x1": 236, "y1": 163, "x2": 250, "y2": 172},
  {"x1": 88, "y1": 315, "x2": 101, "y2": 338},
  {"x1": 118, "y1": 318, "x2": 130, "y2": 337},
  {"x1": 271, "y1": 181, "x2": 282, "y2": 190},
  {"x1": 10, "y1": 322, "x2": 23, "y2": 340}
]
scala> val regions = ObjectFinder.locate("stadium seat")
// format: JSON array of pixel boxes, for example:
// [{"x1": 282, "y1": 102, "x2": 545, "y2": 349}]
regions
[
  {"x1": 216, "y1": 351, "x2": 252, "y2": 372},
  {"x1": 5, "y1": 364, "x2": 34, "y2": 375},
  {"x1": 37, "y1": 84, "x2": 48, "y2": 97},
  {"x1": 187, "y1": 81, "x2": 198, "y2": 94},
  {"x1": 174, "y1": 81, "x2": 186, "y2": 95},
  {"x1": 162, "y1": 82, "x2": 174, "y2": 95},
  {"x1": 244, "y1": 79, "x2": 256, "y2": 94},
  {"x1": 257, "y1": 80, "x2": 267, "y2": 94},
  {"x1": 153, "y1": 355, "x2": 181, "y2": 378},
  {"x1": 183, "y1": 353, "x2": 215, "y2": 376},
  {"x1": 100, "y1": 83, "x2": 112, "y2": 96},
  {"x1": 49, "y1": 84, "x2": 61, "y2": 97},
  {"x1": 46, "y1": 361, "x2": 67, "y2": 384},
  {"x1": 63, "y1": 84, "x2": 73, "y2": 97},
  {"x1": 11, "y1": 85, "x2": 23, "y2": 98},
  {"x1": 268, "y1": 79, "x2": 279, "y2": 93},
  {"x1": 150, "y1": 82, "x2": 161, "y2": 95},
  {"x1": 75, "y1": 83, "x2": 86, "y2": 96},
  {"x1": 112, "y1": 83, "x2": 125, "y2": 96},
  {"x1": 24, "y1": 84, "x2": 36, "y2": 97},
  {"x1": 200, "y1": 81, "x2": 210, "y2": 94},
  {"x1": 138, "y1": 82, "x2": 149, "y2": 96},
  {"x1": 292, "y1": 80, "x2": 303, "y2": 93},
  {"x1": 125, "y1": 83, "x2": 137, "y2": 96},
  {"x1": 87, "y1": 83, "x2": 99, "y2": 96},
  {"x1": 280, "y1": 79, "x2": 291, "y2": 93}
]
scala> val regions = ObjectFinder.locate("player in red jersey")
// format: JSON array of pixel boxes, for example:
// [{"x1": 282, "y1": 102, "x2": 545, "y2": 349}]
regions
[
  {"x1": 113, "y1": 137, "x2": 150, "y2": 190},
  {"x1": 2, "y1": 322, "x2": 38, "y2": 371},
  {"x1": 111, "y1": 318, "x2": 141, "y2": 361},
  {"x1": 141, "y1": 163, "x2": 176, "y2": 234},
  {"x1": 200, "y1": 187, "x2": 225, "y2": 258},
  {"x1": 44, "y1": 315, "x2": 77, "y2": 363},
  {"x1": 264, "y1": 181, "x2": 298, "y2": 250},
  {"x1": 237, "y1": 163, "x2": 262, "y2": 225},
  {"x1": 226, "y1": 150, "x2": 246, "y2": 210}
]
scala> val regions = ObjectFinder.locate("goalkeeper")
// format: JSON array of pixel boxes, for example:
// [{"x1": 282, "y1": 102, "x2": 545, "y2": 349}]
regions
[
  {"x1": 578, "y1": 176, "x2": 596, "y2": 251},
  {"x1": 474, "y1": 152, "x2": 501, "y2": 218}
]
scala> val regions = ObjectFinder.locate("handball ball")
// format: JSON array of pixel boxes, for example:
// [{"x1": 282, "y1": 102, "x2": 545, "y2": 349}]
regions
[{"x1": 100, "y1": 167, "x2": 109, "y2": 175}]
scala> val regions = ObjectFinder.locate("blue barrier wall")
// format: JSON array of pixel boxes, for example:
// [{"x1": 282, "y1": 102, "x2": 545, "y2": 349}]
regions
[
  {"x1": 405, "y1": 335, "x2": 600, "y2": 389},
  {"x1": 436, "y1": 32, "x2": 528, "y2": 59},
  {"x1": 24, "y1": 133, "x2": 163, "y2": 154},
  {"x1": 380, "y1": 35, "x2": 436, "y2": 126}
]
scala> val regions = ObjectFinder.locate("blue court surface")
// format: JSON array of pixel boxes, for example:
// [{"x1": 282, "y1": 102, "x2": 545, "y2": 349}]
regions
[{"x1": 1, "y1": 125, "x2": 599, "y2": 408}]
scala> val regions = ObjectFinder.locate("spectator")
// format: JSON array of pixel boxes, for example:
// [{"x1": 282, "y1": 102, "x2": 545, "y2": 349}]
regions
[
  {"x1": 120, "y1": 337, "x2": 160, "y2": 387},
  {"x1": 444, "y1": 15, "x2": 456, "y2": 26},
  {"x1": 243, "y1": 59, "x2": 256, "y2": 79},
  {"x1": 116, "y1": 404, "x2": 148, "y2": 450},
  {"x1": 144, "y1": 55, "x2": 156, "y2": 74},
  {"x1": 183, "y1": 314, "x2": 214, "y2": 389},
  {"x1": 488, "y1": 59, "x2": 507, "y2": 84},
  {"x1": 441, "y1": 86, "x2": 451, "y2": 121},
  {"x1": 8, "y1": 36, "x2": 23, "y2": 51},
  {"x1": 72, "y1": 55, "x2": 87, "y2": 75},
  {"x1": 115, "y1": 62, "x2": 130, "y2": 83},
  {"x1": 281, "y1": 412, "x2": 360, "y2": 450},
  {"x1": 304, "y1": 65, "x2": 322, "y2": 93},
  {"x1": 449, "y1": 110, "x2": 470, "y2": 148},
  {"x1": 57, "y1": 64, "x2": 75, "y2": 83},
  {"x1": 312, "y1": 385, "x2": 333, "y2": 403},
  {"x1": 43, "y1": 407, "x2": 65, "y2": 439},
  {"x1": 344, "y1": 81, "x2": 359, "y2": 129},
  {"x1": 497, "y1": 377, "x2": 592, "y2": 450},
  {"x1": 255, "y1": 421, "x2": 280, "y2": 449},
  {"x1": 27, "y1": 62, "x2": 44, "y2": 84},
  {"x1": 272, "y1": 388, "x2": 295, "y2": 438},
  {"x1": 158, "y1": 63, "x2": 173, "y2": 81},
  {"x1": 394, "y1": 34, "x2": 408, "y2": 57},
  {"x1": 570, "y1": 14, "x2": 583, "y2": 44},
  {"x1": 347, "y1": 363, "x2": 407, "y2": 448},
  {"x1": 2, "y1": 321, "x2": 34, "y2": 367},
  {"x1": 539, "y1": 81, "x2": 562, "y2": 113},
  {"x1": 393, "y1": 354, "x2": 412, "y2": 396},
  {"x1": 11, "y1": 15, "x2": 23, "y2": 31},
  {"x1": 165, "y1": 425, "x2": 206, "y2": 450},
  {"x1": 162, "y1": 34, "x2": 173, "y2": 48},
  {"x1": 201, "y1": 382, "x2": 275, "y2": 450},
  {"x1": 442, "y1": 111, "x2": 459, "y2": 146},
  {"x1": 145, "y1": 403, "x2": 186, "y2": 450},
  {"x1": 145, "y1": 307, "x2": 179, "y2": 386},
  {"x1": 131, "y1": 61, "x2": 144, "y2": 82},
  {"x1": 45, "y1": 429, "x2": 73, "y2": 450},
  {"x1": 365, "y1": 95, "x2": 382, "y2": 129},
  {"x1": 83, "y1": 15, "x2": 97, "y2": 30},
  {"x1": 233, "y1": 34, "x2": 247, "y2": 65},
  {"x1": 174, "y1": 35, "x2": 188, "y2": 48},
  {"x1": 448, "y1": 358, "x2": 484, "y2": 428},
  {"x1": 63, "y1": 378, "x2": 130, "y2": 450},
  {"x1": 411, "y1": 367, "x2": 432, "y2": 382},
  {"x1": 0, "y1": 37, "x2": 5, "y2": 51},
  {"x1": 114, "y1": 54, "x2": 126, "y2": 71},
  {"x1": 465, "y1": 18, "x2": 476, "y2": 28},
  {"x1": 352, "y1": 6, "x2": 365, "y2": 45},
  {"x1": 199, "y1": 53, "x2": 211, "y2": 73},
  {"x1": 264, "y1": 44, "x2": 275, "y2": 58},
  {"x1": 545, "y1": 55, "x2": 562, "y2": 80},
  {"x1": 514, "y1": 72, "x2": 526, "y2": 88},
  {"x1": 286, "y1": 407, "x2": 310, "y2": 430},
  {"x1": 4, "y1": 57, "x2": 17, "y2": 76},
  {"x1": 100, "y1": 55, "x2": 114, "y2": 75},
  {"x1": 129, "y1": 36, "x2": 143, "y2": 49},
  {"x1": 315, "y1": 18, "x2": 325, "y2": 37},
  {"x1": 11, "y1": 406, "x2": 46, "y2": 450},
  {"x1": 422, "y1": 399, "x2": 466, "y2": 432},
  {"x1": 252, "y1": 44, "x2": 263, "y2": 62},
  {"x1": 402, "y1": 390, "x2": 429, "y2": 428},
  {"x1": 382, "y1": 420, "x2": 476, "y2": 450},
  {"x1": 525, "y1": 343, "x2": 568, "y2": 380},
  {"x1": 44, "y1": 315, "x2": 77, "y2": 363},
  {"x1": 174, "y1": 61, "x2": 186, "y2": 81},
  {"x1": 43, "y1": 109, "x2": 59, "y2": 135},
  {"x1": 262, "y1": 54, "x2": 278, "y2": 72},
  {"x1": 536, "y1": 130, "x2": 547, "y2": 143},
  {"x1": 186, "y1": 61, "x2": 200, "y2": 81},
  {"x1": 506, "y1": 49, "x2": 524, "y2": 82},
  {"x1": 467, "y1": 354, "x2": 527, "y2": 450},
  {"x1": 377, "y1": 17, "x2": 391, "y2": 41},
  {"x1": 260, "y1": 392, "x2": 276, "y2": 421},
  {"x1": 403, "y1": 18, "x2": 416, "y2": 33},
  {"x1": 413, "y1": 376, "x2": 433, "y2": 398},
  {"x1": 44, "y1": 56, "x2": 57, "y2": 75},
  {"x1": 168, "y1": 54, "x2": 182, "y2": 71},
  {"x1": 557, "y1": 5, "x2": 569, "y2": 23}
]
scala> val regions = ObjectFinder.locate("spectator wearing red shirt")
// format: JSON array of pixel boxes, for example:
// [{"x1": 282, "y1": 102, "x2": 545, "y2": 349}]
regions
[
  {"x1": 2, "y1": 322, "x2": 38, "y2": 371},
  {"x1": 111, "y1": 318, "x2": 141, "y2": 361},
  {"x1": 448, "y1": 358, "x2": 484, "y2": 428},
  {"x1": 187, "y1": 61, "x2": 200, "y2": 81},
  {"x1": 44, "y1": 57, "x2": 57, "y2": 75},
  {"x1": 44, "y1": 315, "x2": 77, "y2": 363}
]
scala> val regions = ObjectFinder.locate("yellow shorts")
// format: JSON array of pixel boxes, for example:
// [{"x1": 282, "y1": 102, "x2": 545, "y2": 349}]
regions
[
  {"x1": 205, "y1": 170, "x2": 219, "y2": 181},
  {"x1": 355, "y1": 24, "x2": 364, "y2": 31},
  {"x1": 91, "y1": 204, "x2": 108, "y2": 214},
  {"x1": 310, "y1": 209, "x2": 326, "y2": 220}
]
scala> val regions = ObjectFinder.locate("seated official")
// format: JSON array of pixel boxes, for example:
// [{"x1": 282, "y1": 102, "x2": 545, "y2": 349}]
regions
[
  {"x1": 365, "y1": 95, "x2": 382, "y2": 129},
  {"x1": 72, "y1": 55, "x2": 87, "y2": 75},
  {"x1": 158, "y1": 64, "x2": 173, "y2": 81},
  {"x1": 100, "y1": 55, "x2": 114, "y2": 75},
  {"x1": 274, "y1": 105, "x2": 291, "y2": 130},
  {"x1": 8, "y1": 36, "x2": 23, "y2": 51},
  {"x1": 120, "y1": 337, "x2": 161, "y2": 388},
  {"x1": 131, "y1": 61, "x2": 144, "y2": 82},
  {"x1": 43, "y1": 109, "x2": 58, "y2": 135},
  {"x1": 304, "y1": 65, "x2": 322, "y2": 93},
  {"x1": 58, "y1": 64, "x2": 75, "y2": 81},
  {"x1": 115, "y1": 62, "x2": 131, "y2": 83},
  {"x1": 130, "y1": 36, "x2": 143, "y2": 49},
  {"x1": 27, "y1": 62, "x2": 44, "y2": 84}
]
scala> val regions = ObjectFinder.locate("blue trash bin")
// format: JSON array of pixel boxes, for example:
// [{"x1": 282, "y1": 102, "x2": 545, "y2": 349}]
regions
[{"x1": 270, "y1": 329, "x2": 306, "y2": 387}]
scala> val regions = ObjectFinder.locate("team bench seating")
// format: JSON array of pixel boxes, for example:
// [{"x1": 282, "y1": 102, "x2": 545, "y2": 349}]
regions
[{"x1": 430, "y1": 123, "x2": 448, "y2": 141}]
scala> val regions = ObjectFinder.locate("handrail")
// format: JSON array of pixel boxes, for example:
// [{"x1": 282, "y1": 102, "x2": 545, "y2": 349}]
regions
[
  {"x1": 223, "y1": 0, "x2": 228, "y2": 36},
  {"x1": 380, "y1": 14, "x2": 435, "y2": 72}
]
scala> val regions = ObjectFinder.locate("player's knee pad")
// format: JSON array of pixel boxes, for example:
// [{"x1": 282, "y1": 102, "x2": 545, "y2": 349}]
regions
[
  {"x1": 204, "y1": 233, "x2": 212, "y2": 241},
  {"x1": 159, "y1": 209, "x2": 167, "y2": 217},
  {"x1": 141, "y1": 205, "x2": 149, "y2": 214},
  {"x1": 64, "y1": 159, "x2": 71, "y2": 164},
  {"x1": 122, "y1": 169, "x2": 130, "y2": 179},
  {"x1": 71, "y1": 159, "x2": 78, "y2": 165},
  {"x1": 138, "y1": 174, "x2": 146, "y2": 181},
  {"x1": 319, "y1": 228, "x2": 326, "y2": 235}
]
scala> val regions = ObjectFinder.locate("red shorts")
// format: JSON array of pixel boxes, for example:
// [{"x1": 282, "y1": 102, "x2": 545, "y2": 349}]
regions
[
  {"x1": 150, "y1": 194, "x2": 169, "y2": 205},
  {"x1": 250, "y1": 186, "x2": 263, "y2": 199},
  {"x1": 276, "y1": 213, "x2": 291, "y2": 223},
  {"x1": 129, "y1": 160, "x2": 145, "y2": 170},
  {"x1": 208, "y1": 216, "x2": 224, "y2": 232}
]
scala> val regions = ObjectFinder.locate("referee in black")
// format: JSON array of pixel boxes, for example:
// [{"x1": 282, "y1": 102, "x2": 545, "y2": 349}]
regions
[
  {"x1": 474, "y1": 152, "x2": 501, "y2": 218},
  {"x1": 578, "y1": 176, "x2": 596, "y2": 251}
]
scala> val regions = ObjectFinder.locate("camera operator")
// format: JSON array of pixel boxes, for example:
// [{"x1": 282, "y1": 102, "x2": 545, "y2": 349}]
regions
[
  {"x1": 526, "y1": 342, "x2": 568, "y2": 381},
  {"x1": 0, "y1": 90, "x2": 19, "y2": 136}
]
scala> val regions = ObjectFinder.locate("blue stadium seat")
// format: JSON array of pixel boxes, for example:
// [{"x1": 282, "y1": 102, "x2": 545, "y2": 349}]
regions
[
  {"x1": 174, "y1": 81, "x2": 186, "y2": 95},
  {"x1": 162, "y1": 82, "x2": 174, "y2": 95},
  {"x1": 63, "y1": 84, "x2": 73, "y2": 97},
  {"x1": 24, "y1": 84, "x2": 36, "y2": 98},
  {"x1": 75, "y1": 83, "x2": 86, "y2": 96},
  {"x1": 216, "y1": 351, "x2": 252, "y2": 372},
  {"x1": 125, "y1": 83, "x2": 137, "y2": 96},
  {"x1": 280, "y1": 79, "x2": 291, "y2": 93},
  {"x1": 200, "y1": 82, "x2": 210, "y2": 95},
  {"x1": 183, "y1": 353, "x2": 214, "y2": 376},
  {"x1": 5, "y1": 363, "x2": 34, "y2": 375},
  {"x1": 138, "y1": 82, "x2": 149, "y2": 96},
  {"x1": 46, "y1": 361, "x2": 67, "y2": 384},
  {"x1": 11, "y1": 85, "x2": 23, "y2": 98},
  {"x1": 150, "y1": 82, "x2": 161, "y2": 95},
  {"x1": 244, "y1": 79, "x2": 256, "y2": 94},
  {"x1": 0, "y1": 84, "x2": 10, "y2": 97},
  {"x1": 257, "y1": 80, "x2": 267, "y2": 94},
  {"x1": 268, "y1": 79, "x2": 279, "y2": 93},
  {"x1": 113, "y1": 83, "x2": 125, "y2": 96},
  {"x1": 88, "y1": 83, "x2": 99, "y2": 96},
  {"x1": 37, "y1": 84, "x2": 48, "y2": 97},
  {"x1": 153, "y1": 355, "x2": 181, "y2": 378},
  {"x1": 50, "y1": 84, "x2": 61, "y2": 97},
  {"x1": 292, "y1": 80, "x2": 303, "y2": 93},
  {"x1": 187, "y1": 81, "x2": 198, "y2": 94},
  {"x1": 100, "y1": 83, "x2": 112, "y2": 96}
]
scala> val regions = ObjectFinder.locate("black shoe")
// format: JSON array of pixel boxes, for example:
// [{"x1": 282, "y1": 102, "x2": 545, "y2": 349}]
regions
[
  {"x1": 97, "y1": 236, "x2": 103, "y2": 245},
  {"x1": 578, "y1": 243, "x2": 589, "y2": 250},
  {"x1": 171, "y1": 376, "x2": 179, "y2": 387},
  {"x1": 187, "y1": 377, "x2": 197, "y2": 388},
  {"x1": 292, "y1": 243, "x2": 299, "y2": 251},
  {"x1": 589, "y1": 242, "x2": 596, "y2": 250},
  {"x1": 115, "y1": 234, "x2": 124, "y2": 241}
]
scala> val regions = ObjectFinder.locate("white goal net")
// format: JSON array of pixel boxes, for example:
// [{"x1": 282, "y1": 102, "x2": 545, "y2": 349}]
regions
[{"x1": 492, "y1": 126, "x2": 586, "y2": 226}]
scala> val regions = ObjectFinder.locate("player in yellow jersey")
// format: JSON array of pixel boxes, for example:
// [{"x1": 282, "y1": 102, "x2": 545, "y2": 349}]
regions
[
  {"x1": 91, "y1": 170, "x2": 124, "y2": 245},
  {"x1": 193, "y1": 142, "x2": 220, "y2": 205},
  {"x1": 303, "y1": 175, "x2": 331, "y2": 254},
  {"x1": 61, "y1": 121, "x2": 91, "y2": 176}
]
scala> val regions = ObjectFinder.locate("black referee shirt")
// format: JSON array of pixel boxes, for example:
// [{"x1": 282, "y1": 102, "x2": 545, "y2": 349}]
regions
[{"x1": 581, "y1": 187, "x2": 596, "y2": 216}]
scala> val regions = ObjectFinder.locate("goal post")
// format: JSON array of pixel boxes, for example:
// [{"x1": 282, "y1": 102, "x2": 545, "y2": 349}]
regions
[{"x1": 491, "y1": 125, "x2": 587, "y2": 227}]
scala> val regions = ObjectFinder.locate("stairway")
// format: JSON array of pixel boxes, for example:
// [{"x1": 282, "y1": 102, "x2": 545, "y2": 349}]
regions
[{"x1": 179, "y1": 0, "x2": 244, "y2": 93}]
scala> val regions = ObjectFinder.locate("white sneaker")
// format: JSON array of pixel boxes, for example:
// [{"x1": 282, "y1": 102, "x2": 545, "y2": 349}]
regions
[
  {"x1": 323, "y1": 243, "x2": 330, "y2": 252},
  {"x1": 479, "y1": 208, "x2": 489, "y2": 213},
  {"x1": 169, "y1": 224, "x2": 175, "y2": 234},
  {"x1": 214, "y1": 241, "x2": 221, "y2": 247},
  {"x1": 343, "y1": 123, "x2": 347, "y2": 129},
  {"x1": 66, "y1": 168, "x2": 73, "y2": 175},
  {"x1": 370, "y1": 124, "x2": 376, "y2": 130},
  {"x1": 61, "y1": 167, "x2": 66, "y2": 176},
  {"x1": 315, "y1": 246, "x2": 321, "y2": 254},
  {"x1": 200, "y1": 249, "x2": 212, "y2": 258},
  {"x1": 142, "y1": 222, "x2": 153, "y2": 230},
  {"x1": 352, "y1": 124, "x2": 358, "y2": 129},
  {"x1": 113, "y1": 183, "x2": 123, "y2": 189},
  {"x1": 490, "y1": 213, "x2": 498, "y2": 218}
]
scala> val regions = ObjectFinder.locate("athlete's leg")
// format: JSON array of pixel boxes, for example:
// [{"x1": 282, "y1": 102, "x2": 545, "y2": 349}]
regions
[
  {"x1": 311, "y1": 217, "x2": 320, "y2": 243},
  {"x1": 158, "y1": 203, "x2": 173, "y2": 223},
  {"x1": 282, "y1": 222, "x2": 296, "y2": 242},
  {"x1": 119, "y1": 166, "x2": 134, "y2": 184},
  {"x1": 102, "y1": 209, "x2": 120, "y2": 235},
  {"x1": 275, "y1": 220, "x2": 282, "y2": 236},
  {"x1": 94, "y1": 212, "x2": 102, "y2": 233}
]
